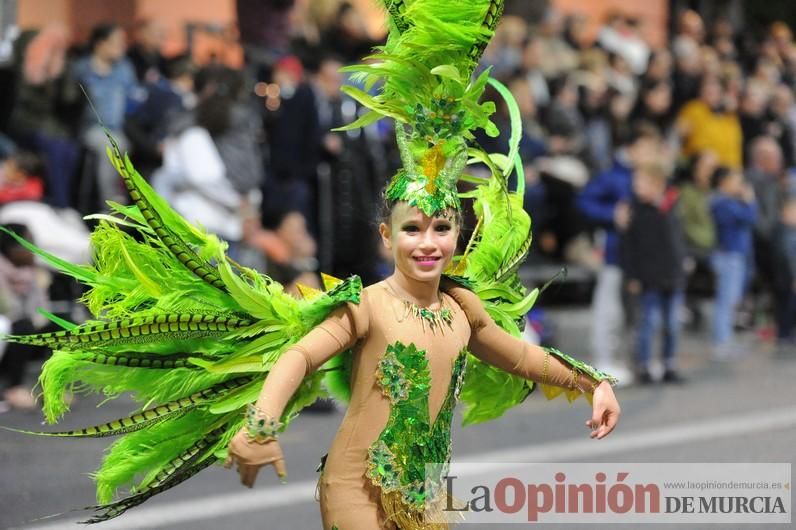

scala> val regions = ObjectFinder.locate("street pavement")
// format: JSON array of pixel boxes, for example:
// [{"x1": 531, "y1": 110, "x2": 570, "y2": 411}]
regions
[{"x1": 1, "y1": 307, "x2": 794, "y2": 530}]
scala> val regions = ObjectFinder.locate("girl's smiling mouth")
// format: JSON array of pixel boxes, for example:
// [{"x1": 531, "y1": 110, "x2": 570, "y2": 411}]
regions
[{"x1": 413, "y1": 256, "x2": 441, "y2": 265}]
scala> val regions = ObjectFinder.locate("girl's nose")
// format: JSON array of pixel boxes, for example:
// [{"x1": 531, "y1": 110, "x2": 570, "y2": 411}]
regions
[{"x1": 418, "y1": 229, "x2": 436, "y2": 249}]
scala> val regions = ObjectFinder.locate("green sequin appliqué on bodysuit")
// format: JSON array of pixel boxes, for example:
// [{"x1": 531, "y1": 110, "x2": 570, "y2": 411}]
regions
[{"x1": 367, "y1": 341, "x2": 467, "y2": 520}]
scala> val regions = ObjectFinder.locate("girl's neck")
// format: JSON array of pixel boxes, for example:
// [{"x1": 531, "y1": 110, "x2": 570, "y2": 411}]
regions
[{"x1": 387, "y1": 269, "x2": 441, "y2": 308}]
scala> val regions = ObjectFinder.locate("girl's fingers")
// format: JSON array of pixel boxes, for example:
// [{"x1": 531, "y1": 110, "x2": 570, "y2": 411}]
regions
[
  {"x1": 273, "y1": 458, "x2": 288, "y2": 481},
  {"x1": 239, "y1": 464, "x2": 259, "y2": 488},
  {"x1": 591, "y1": 409, "x2": 603, "y2": 429}
]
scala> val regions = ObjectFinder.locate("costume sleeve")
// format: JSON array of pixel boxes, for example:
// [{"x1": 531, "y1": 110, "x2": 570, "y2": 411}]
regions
[
  {"x1": 254, "y1": 291, "x2": 370, "y2": 419},
  {"x1": 444, "y1": 283, "x2": 613, "y2": 396}
]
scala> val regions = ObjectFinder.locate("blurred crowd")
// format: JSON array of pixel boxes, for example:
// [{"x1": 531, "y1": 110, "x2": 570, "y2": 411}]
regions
[{"x1": 1, "y1": 1, "x2": 796, "y2": 410}]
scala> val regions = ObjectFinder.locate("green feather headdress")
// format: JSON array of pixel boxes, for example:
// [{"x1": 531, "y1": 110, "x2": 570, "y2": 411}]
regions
[{"x1": 336, "y1": 0, "x2": 505, "y2": 216}]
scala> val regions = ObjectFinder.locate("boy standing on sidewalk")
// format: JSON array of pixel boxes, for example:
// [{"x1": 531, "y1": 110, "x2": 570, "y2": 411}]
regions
[
  {"x1": 622, "y1": 162, "x2": 687, "y2": 383},
  {"x1": 577, "y1": 125, "x2": 662, "y2": 384},
  {"x1": 710, "y1": 167, "x2": 757, "y2": 358}
]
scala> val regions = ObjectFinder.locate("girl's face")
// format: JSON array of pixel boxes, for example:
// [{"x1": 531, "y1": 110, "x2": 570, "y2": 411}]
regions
[{"x1": 379, "y1": 202, "x2": 459, "y2": 283}]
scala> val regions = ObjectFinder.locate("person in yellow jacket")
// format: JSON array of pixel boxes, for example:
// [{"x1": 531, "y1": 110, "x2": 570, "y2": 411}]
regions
[{"x1": 678, "y1": 76, "x2": 743, "y2": 169}]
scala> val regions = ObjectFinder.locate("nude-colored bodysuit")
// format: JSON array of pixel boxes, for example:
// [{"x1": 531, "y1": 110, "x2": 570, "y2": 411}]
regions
[{"x1": 282, "y1": 279, "x2": 596, "y2": 530}]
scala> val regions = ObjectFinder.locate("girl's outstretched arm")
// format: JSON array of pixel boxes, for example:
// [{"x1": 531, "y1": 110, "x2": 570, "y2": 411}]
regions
[
  {"x1": 225, "y1": 294, "x2": 369, "y2": 486},
  {"x1": 443, "y1": 282, "x2": 620, "y2": 439}
]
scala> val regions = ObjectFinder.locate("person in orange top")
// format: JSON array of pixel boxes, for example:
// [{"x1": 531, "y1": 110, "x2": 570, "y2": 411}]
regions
[{"x1": 677, "y1": 75, "x2": 743, "y2": 168}]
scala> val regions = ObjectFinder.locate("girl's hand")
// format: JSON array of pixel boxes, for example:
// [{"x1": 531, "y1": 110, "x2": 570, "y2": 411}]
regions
[
  {"x1": 225, "y1": 429, "x2": 287, "y2": 487},
  {"x1": 586, "y1": 381, "x2": 620, "y2": 440}
]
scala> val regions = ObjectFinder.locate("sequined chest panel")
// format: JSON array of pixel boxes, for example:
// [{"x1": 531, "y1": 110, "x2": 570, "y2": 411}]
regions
[{"x1": 366, "y1": 341, "x2": 467, "y2": 512}]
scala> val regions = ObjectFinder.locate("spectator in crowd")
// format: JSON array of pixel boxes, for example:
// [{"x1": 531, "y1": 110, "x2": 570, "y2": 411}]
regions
[
  {"x1": 519, "y1": 33, "x2": 551, "y2": 110},
  {"x1": 673, "y1": 10, "x2": 705, "y2": 53},
  {"x1": 562, "y1": 13, "x2": 592, "y2": 53},
  {"x1": 710, "y1": 167, "x2": 757, "y2": 358},
  {"x1": 507, "y1": 75, "x2": 547, "y2": 162},
  {"x1": 321, "y1": 2, "x2": 379, "y2": 64},
  {"x1": 577, "y1": 124, "x2": 662, "y2": 383},
  {"x1": 711, "y1": 31, "x2": 738, "y2": 66},
  {"x1": 578, "y1": 75, "x2": 612, "y2": 172},
  {"x1": 263, "y1": 54, "x2": 320, "y2": 226},
  {"x1": 287, "y1": 0, "x2": 324, "y2": 66},
  {"x1": 606, "y1": 90, "x2": 637, "y2": 166},
  {"x1": 536, "y1": 8, "x2": 578, "y2": 80},
  {"x1": 598, "y1": 12, "x2": 650, "y2": 76},
  {"x1": 202, "y1": 67, "x2": 267, "y2": 199},
  {"x1": 671, "y1": 35, "x2": 703, "y2": 112},
  {"x1": 644, "y1": 48, "x2": 673, "y2": 85},
  {"x1": 749, "y1": 136, "x2": 787, "y2": 238},
  {"x1": 124, "y1": 53, "x2": 197, "y2": 176},
  {"x1": 767, "y1": 83, "x2": 796, "y2": 167},
  {"x1": 0, "y1": 223, "x2": 52, "y2": 410},
  {"x1": 0, "y1": 151, "x2": 45, "y2": 205},
  {"x1": 310, "y1": 53, "x2": 383, "y2": 285},
  {"x1": 632, "y1": 79, "x2": 677, "y2": 147},
  {"x1": 680, "y1": 150, "x2": 719, "y2": 254},
  {"x1": 7, "y1": 23, "x2": 81, "y2": 209},
  {"x1": 73, "y1": 23, "x2": 141, "y2": 205},
  {"x1": 622, "y1": 161, "x2": 687, "y2": 383},
  {"x1": 485, "y1": 15, "x2": 527, "y2": 79},
  {"x1": 739, "y1": 82, "x2": 772, "y2": 162},
  {"x1": 748, "y1": 136, "x2": 789, "y2": 309},
  {"x1": 152, "y1": 71, "x2": 247, "y2": 251},
  {"x1": 678, "y1": 150, "x2": 719, "y2": 330},
  {"x1": 678, "y1": 75, "x2": 743, "y2": 168},
  {"x1": 605, "y1": 51, "x2": 637, "y2": 97},
  {"x1": 237, "y1": 0, "x2": 297, "y2": 59},
  {"x1": 772, "y1": 196, "x2": 796, "y2": 347},
  {"x1": 126, "y1": 18, "x2": 167, "y2": 83},
  {"x1": 543, "y1": 74, "x2": 585, "y2": 156}
]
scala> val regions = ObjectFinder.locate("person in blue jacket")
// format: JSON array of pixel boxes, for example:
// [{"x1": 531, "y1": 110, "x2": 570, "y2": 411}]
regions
[
  {"x1": 577, "y1": 123, "x2": 661, "y2": 383},
  {"x1": 710, "y1": 166, "x2": 758, "y2": 357}
]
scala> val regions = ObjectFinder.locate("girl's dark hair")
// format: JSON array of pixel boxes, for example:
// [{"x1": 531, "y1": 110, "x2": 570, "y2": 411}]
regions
[
  {"x1": 89, "y1": 23, "x2": 120, "y2": 52},
  {"x1": 378, "y1": 195, "x2": 463, "y2": 227}
]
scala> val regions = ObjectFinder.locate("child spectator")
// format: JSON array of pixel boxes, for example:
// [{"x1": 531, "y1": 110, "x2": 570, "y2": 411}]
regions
[
  {"x1": 577, "y1": 124, "x2": 662, "y2": 384},
  {"x1": 678, "y1": 150, "x2": 719, "y2": 330},
  {"x1": 710, "y1": 167, "x2": 757, "y2": 358},
  {"x1": 622, "y1": 161, "x2": 687, "y2": 384},
  {"x1": 772, "y1": 196, "x2": 796, "y2": 347},
  {"x1": 0, "y1": 223, "x2": 52, "y2": 410},
  {"x1": 0, "y1": 152, "x2": 45, "y2": 205}
]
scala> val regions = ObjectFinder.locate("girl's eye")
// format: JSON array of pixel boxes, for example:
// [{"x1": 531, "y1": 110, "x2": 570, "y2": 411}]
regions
[
  {"x1": 403, "y1": 225, "x2": 419, "y2": 233},
  {"x1": 436, "y1": 224, "x2": 452, "y2": 232}
]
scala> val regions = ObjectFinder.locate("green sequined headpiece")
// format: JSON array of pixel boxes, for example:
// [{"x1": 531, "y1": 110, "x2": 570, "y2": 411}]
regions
[{"x1": 336, "y1": 0, "x2": 505, "y2": 216}]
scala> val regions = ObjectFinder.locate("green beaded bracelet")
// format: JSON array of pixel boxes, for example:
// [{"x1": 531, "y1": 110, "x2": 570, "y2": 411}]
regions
[{"x1": 244, "y1": 404, "x2": 283, "y2": 444}]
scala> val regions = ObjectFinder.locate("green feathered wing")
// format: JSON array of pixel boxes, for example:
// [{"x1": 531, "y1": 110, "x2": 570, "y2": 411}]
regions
[{"x1": 1, "y1": 135, "x2": 362, "y2": 523}]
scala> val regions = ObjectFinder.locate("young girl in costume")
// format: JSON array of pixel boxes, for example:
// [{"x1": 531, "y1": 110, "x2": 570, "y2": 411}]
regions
[
  {"x1": 3, "y1": 1, "x2": 619, "y2": 527},
  {"x1": 226, "y1": 197, "x2": 620, "y2": 529}
]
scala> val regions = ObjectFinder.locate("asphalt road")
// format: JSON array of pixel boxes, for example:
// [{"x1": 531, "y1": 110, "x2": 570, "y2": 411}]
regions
[{"x1": 1, "y1": 308, "x2": 794, "y2": 530}]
